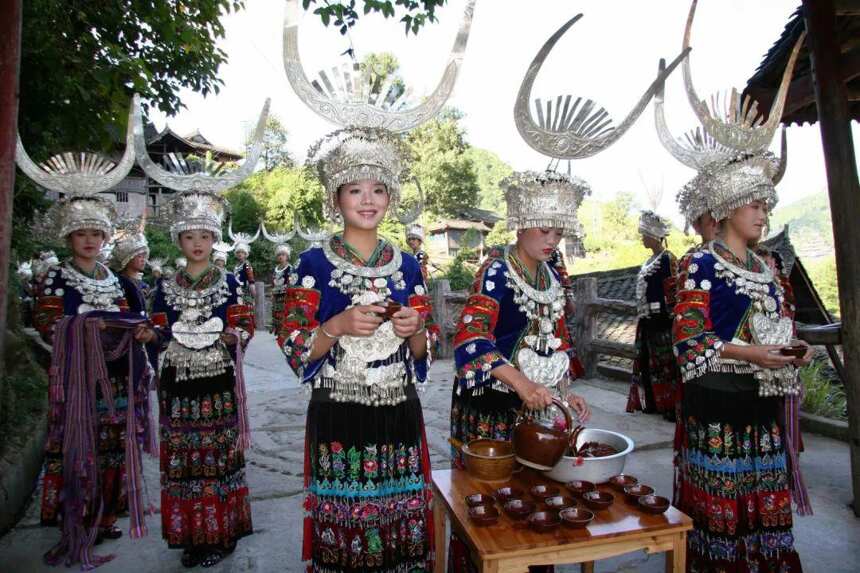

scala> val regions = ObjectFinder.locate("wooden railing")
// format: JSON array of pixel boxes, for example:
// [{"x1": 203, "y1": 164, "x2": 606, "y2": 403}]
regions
[{"x1": 571, "y1": 277, "x2": 637, "y2": 377}]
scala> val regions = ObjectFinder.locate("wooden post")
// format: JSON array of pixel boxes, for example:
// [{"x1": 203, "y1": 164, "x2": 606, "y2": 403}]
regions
[
  {"x1": 573, "y1": 278, "x2": 598, "y2": 378},
  {"x1": 803, "y1": 0, "x2": 860, "y2": 515},
  {"x1": 0, "y1": 0, "x2": 23, "y2": 415},
  {"x1": 432, "y1": 279, "x2": 452, "y2": 359}
]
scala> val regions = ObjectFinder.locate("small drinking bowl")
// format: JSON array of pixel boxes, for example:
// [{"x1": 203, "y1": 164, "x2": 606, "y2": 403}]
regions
[
  {"x1": 527, "y1": 510, "x2": 561, "y2": 533},
  {"x1": 638, "y1": 495, "x2": 671, "y2": 515},
  {"x1": 566, "y1": 480, "x2": 597, "y2": 498},
  {"x1": 465, "y1": 493, "x2": 496, "y2": 508},
  {"x1": 581, "y1": 490, "x2": 614, "y2": 511},
  {"x1": 607, "y1": 474, "x2": 639, "y2": 491},
  {"x1": 544, "y1": 495, "x2": 576, "y2": 511},
  {"x1": 560, "y1": 507, "x2": 595, "y2": 529},
  {"x1": 623, "y1": 484, "x2": 655, "y2": 504},
  {"x1": 468, "y1": 504, "x2": 501, "y2": 525},
  {"x1": 503, "y1": 498, "x2": 536, "y2": 520},
  {"x1": 529, "y1": 484, "x2": 561, "y2": 500},
  {"x1": 494, "y1": 486, "x2": 524, "y2": 502}
]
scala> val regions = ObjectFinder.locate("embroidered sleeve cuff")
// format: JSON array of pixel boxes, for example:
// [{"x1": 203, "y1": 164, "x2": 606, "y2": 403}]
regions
[{"x1": 455, "y1": 348, "x2": 509, "y2": 391}]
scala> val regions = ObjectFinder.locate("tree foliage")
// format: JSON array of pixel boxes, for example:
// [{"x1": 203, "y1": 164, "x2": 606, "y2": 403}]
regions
[
  {"x1": 302, "y1": 0, "x2": 447, "y2": 35},
  {"x1": 464, "y1": 147, "x2": 513, "y2": 214},
  {"x1": 249, "y1": 115, "x2": 293, "y2": 172},
  {"x1": 360, "y1": 52, "x2": 406, "y2": 101}
]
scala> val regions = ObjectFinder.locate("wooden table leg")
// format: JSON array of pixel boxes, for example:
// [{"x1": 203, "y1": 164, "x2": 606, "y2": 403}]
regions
[
  {"x1": 665, "y1": 532, "x2": 687, "y2": 573},
  {"x1": 433, "y1": 496, "x2": 447, "y2": 573},
  {"x1": 580, "y1": 561, "x2": 595, "y2": 573}
]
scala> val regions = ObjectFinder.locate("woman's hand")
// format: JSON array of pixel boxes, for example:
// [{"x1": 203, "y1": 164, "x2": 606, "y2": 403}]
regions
[
  {"x1": 391, "y1": 306, "x2": 424, "y2": 338},
  {"x1": 134, "y1": 323, "x2": 155, "y2": 344},
  {"x1": 564, "y1": 393, "x2": 591, "y2": 424},
  {"x1": 326, "y1": 305, "x2": 385, "y2": 338},
  {"x1": 745, "y1": 345, "x2": 796, "y2": 369},
  {"x1": 791, "y1": 339, "x2": 815, "y2": 367},
  {"x1": 514, "y1": 379, "x2": 554, "y2": 411}
]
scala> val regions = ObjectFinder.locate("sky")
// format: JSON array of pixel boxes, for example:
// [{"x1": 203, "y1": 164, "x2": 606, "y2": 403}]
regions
[{"x1": 149, "y1": 0, "x2": 860, "y2": 226}]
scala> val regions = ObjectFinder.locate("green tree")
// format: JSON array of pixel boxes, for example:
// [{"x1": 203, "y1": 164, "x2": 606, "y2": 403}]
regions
[
  {"x1": 465, "y1": 147, "x2": 513, "y2": 215},
  {"x1": 407, "y1": 114, "x2": 480, "y2": 217},
  {"x1": 485, "y1": 220, "x2": 514, "y2": 249},
  {"x1": 303, "y1": 0, "x2": 447, "y2": 35},
  {"x1": 237, "y1": 166, "x2": 325, "y2": 230},
  {"x1": 360, "y1": 52, "x2": 406, "y2": 101}
]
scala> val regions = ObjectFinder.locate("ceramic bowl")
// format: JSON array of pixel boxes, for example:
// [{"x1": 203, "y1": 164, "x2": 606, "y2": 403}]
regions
[
  {"x1": 494, "y1": 486, "x2": 524, "y2": 502},
  {"x1": 468, "y1": 504, "x2": 501, "y2": 525},
  {"x1": 607, "y1": 474, "x2": 639, "y2": 491},
  {"x1": 560, "y1": 507, "x2": 595, "y2": 529},
  {"x1": 544, "y1": 495, "x2": 576, "y2": 511},
  {"x1": 623, "y1": 484, "x2": 655, "y2": 504},
  {"x1": 461, "y1": 439, "x2": 517, "y2": 482},
  {"x1": 527, "y1": 510, "x2": 561, "y2": 533},
  {"x1": 565, "y1": 480, "x2": 597, "y2": 498},
  {"x1": 529, "y1": 484, "x2": 561, "y2": 501},
  {"x1": 581, "y1": 490, "x2": 614, "y2": 511},
  {"x1": 503, "y1": 498, "x2": 536, "y2": 520},
  {"x1": 638, "y1": 495, "x2": 671, "y2": 515},
  {"x1": 465, "y1": 493, "x2": 496, "y2": 508}
]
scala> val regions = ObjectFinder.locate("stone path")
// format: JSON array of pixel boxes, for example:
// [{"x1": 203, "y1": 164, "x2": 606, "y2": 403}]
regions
[{"x1": 1, "y1": 333, "x2": 858, "y2": 572}]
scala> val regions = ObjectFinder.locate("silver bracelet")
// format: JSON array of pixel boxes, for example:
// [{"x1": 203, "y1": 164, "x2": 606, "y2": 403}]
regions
[{"x1": 320, "y1": 325, "x2": 340, "y2": 340}]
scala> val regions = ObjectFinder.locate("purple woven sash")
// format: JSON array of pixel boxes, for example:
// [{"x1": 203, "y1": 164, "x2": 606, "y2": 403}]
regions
[{"x1": 43, "y1": 312, "x2": 154, "y2": 570}]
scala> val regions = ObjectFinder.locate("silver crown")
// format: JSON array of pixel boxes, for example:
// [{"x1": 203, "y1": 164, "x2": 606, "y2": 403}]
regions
[
  {"x1": 228, "y1": 222, "x2": 260, "y2": 255},
  {"x1": 148, "y1": 257, "x2": 166, "y2": 274},
  {"x1": 405, "y1": 223, "x2": 425, "y2": 241},
  {"x1": 503, "y1": 170, "x2": 589, "y2": 235},
  {"x1": 15, "y1": 101, "x2": 136, "y2": 241},
  {"x1": 639, "y1": 210, "x2": 670, "y2": 239},
  {"x1": 673, "y1": 0, "x2": 799, "y2": 223},
  {"x1": 261, "y1": 222, "x2": 295, "y2": 256},
  {"x1": 212, "y1": 243, "x2": 231, "y2": 263},
  {"x1": 109, "y1": 216, "x2": 150, "y2": 271}
]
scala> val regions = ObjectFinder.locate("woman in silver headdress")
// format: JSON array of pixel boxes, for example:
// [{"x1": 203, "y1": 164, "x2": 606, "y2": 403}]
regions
[
  {"x1": 671, "y1": 3, "x2": 812, "y2": 570},
  {"x1": 626, "y1": 211, "x2": 682, "y2": 419},
  {"x1": 133, "y1": 95, "x2": 264, "y2": 568},
  {"x1": 261, "y1": 223, "x2": 295, "y2": 334},
  {"x1": 276, "y1": 1, "x2": 477, "y2": 568},
  {"x1": 17, "y1": 106, "x2": 156, "y2": 568}
]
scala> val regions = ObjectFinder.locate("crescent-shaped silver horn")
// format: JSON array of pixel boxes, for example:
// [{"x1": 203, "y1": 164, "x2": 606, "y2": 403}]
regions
[
  {"x1": 133, "y1": 93, "x2": 270, "y2": 192},
  {"x1": 682, "y1": 0, "x2": 805, "y2": 154},
  {"x1": 514, "y1": 14, "x2": 690, "y2": 159},
  {"x1": 16, "y1": 100, "x2": 136, "y2": 195},
  {"x1": 296, "y1": 223, "x2": 330, "y2": 248},
  {"x1": 396, "y1": 178, "x2": 425, "y2": 225},
  {"x1": 283, "y1": 0, "x2": 476, "y2": 133},
  {"x1": 262, "y1": 222, "x2": 297, "y2": 244},
  {"x1": 248, "y1": 224, "x2": 261, "y2": 243},
  {"x1": 772, "y1": 128, "x2": 788, "y2": 185},
  {"x1": 654, "y1": 57, "x2": 730, "y2": 170},
  {"x1": 228, "y1": 220, "x2": 237, "y2": 242}
]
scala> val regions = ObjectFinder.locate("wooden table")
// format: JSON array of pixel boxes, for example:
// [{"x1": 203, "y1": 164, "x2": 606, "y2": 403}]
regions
[{"x1": 432, "y1": 468, "x2": 693, "y2": 573}]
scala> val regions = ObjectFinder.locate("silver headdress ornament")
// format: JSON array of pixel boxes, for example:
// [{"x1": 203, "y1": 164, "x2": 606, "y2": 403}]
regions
[
  {"x1": 212, "y1": 242, "x2": 232, "y2": 263},
  {"x1": 17, "y1": 261, "x2": 33, "y2": 280},
  {"x1": 638, "y1": 210, "x2": 670, "y2": 240},
  {"x1": 228, "y1": 222, "x2": 261, "y2": 255},
  {"x1": 405, "y1": 223, "x2": 425, "y2": 242},
  {"x1": 296, "y1": 221, "x2": 330, "y2": 250},
  {"x1": 284, "y1": 0, "x2": 474, "y2": 223},
  {"x1": 175, "y1": 257, "x2": 187, "y2": 269},
  {"x1": 679, "y1": 0, "x2": 799, "y2": 223},
  {"x1": 15, "y1": 101, "x2": 136, "y2": 241},
  {"x1": 508, "y1": 13, "x2": 687, "y2": 237},
  {"x1": 109, "y1": 215, "x2": 150, "y2": 271},
  {"x1": 148, "y1": 257, "x2": 166, "y2": 274},
  {"x1": 132, "y1": 93, "x2": 269, "y2": 243},
  {"x1": 261, "y1": 222, "x2": 295, "y2": 257},
  {"x1": 33, "y1": 251, "x2": 59, "y2": 277}
]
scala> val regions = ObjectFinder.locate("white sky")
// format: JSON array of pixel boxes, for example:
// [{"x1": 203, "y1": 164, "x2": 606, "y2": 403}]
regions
[{"x1": 150, "y1": 0, "x2": 860, "y2": 225}]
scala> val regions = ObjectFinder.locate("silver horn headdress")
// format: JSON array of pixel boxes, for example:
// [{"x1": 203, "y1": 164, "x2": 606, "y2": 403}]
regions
[
  {"x1": 507, "y1": 14, "x2": 687, "y2": 237},
  {"x1": 676, "y1": 0, "x2": 798, "y2": 223},
  {"x1": 639, "y1": 210, "x2": 670, "y2": 240},
  {"x1": 284, "y1": 0, "x2": 474, "y2": 224},
  {"x1": 16, "y1": 101, "x2": 136, "y2": 241},
  {"x1": 132, "y1": 93, "x2": 269, "y2": 243},
  {"x1": 261, "y1": 222, "x2": 295, "y2": 257},
  {"x1": 228, "y1": 222, "x2": 261, "y2": 255},
  {"x1": 109, "y1": 214, "x2": 150, "y2": 271}
]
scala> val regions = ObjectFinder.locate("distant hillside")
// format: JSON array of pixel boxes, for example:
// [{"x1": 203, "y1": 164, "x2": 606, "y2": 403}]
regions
[{"x1": 770, "y1": 193, "x2": 834, "y2": 260}]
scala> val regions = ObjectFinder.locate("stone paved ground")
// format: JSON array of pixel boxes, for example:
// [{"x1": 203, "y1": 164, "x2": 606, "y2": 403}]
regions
[{"x1": 1, "y1": 333, "x2": 859, "y2": 572}]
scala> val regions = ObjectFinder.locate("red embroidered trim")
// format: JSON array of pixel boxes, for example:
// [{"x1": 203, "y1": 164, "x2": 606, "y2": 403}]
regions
[{"x1": 454, "y1": 294, "x2": 500, "y2": 347}]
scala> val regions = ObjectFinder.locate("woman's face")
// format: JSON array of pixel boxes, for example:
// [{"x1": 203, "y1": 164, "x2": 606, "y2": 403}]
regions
[
  {"x1": 516, "y1": 227, "x2": 564, "y2": 263},
  {"x1": 337, "y1": 179, "x2": 390, "y2": 230},
  {"x1": 407, "y1": 237, "x2": 422, "y2": 252},
  {"x1": 641, "y1": 234, "x2": 662, "y2": 251},
  {"x1": 692, "y1": 212, "x2": 717, "y2": 243},
  {"x1": 68, "y1": 229, "x2": 105, "y2": 260},
  {"x1": 127, "y1": 252, "x2": 147, "y2": 274},
  {"x1": 726, "y1": 200, "x2": 768, "y2": 243},
  {"x1": 235, "y1": 249, "x2": 247, "y2": 262},
  {"x1": 276, "y1": 252, "x2": 288, "y2": 265},
  {"x1": 178, "y1": 230, "x2": 215, "y2": 263}
]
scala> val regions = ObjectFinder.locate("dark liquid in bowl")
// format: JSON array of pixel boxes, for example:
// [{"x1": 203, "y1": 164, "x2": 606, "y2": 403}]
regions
[{"x1": 567, "y1": 441, "x2": 619, "y2": 458}]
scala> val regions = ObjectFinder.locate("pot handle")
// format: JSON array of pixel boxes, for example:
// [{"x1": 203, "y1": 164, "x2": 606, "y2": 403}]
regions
[
  {"x1": 514, "y1": 396, "x2": 575, "y2": 436},
  {"x1": 447, "y1": 437, "x2": 464, "y2": 453}
]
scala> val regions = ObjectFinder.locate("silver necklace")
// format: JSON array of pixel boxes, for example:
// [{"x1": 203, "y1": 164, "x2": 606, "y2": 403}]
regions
[
  {"x1": 324, "y1": 237, "x2": 405, "y2": 301},
  {"x1": 58, "y1": 261, "x2": 123, "y2": 312},
  {"x1": 162, "y1": 267, "x2": 229, "y2": 322}
]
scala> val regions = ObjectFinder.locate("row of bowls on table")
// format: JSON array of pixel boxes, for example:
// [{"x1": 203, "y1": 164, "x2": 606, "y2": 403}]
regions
[{"x1": 465, "y1": 474, "x2": 670, "y2": 532}]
